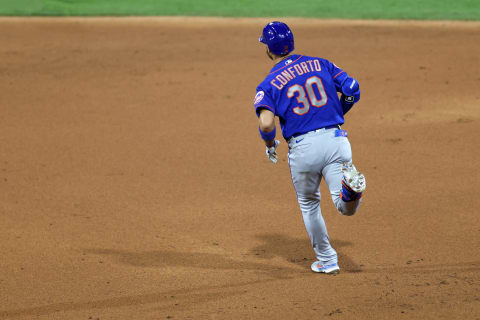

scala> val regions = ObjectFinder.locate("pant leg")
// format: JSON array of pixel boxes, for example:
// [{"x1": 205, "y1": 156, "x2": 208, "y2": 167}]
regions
[
  {"x1": 288, "y1": 142, "x2": 337, "y2": 265},
  {"x1": 321, "y1": 136, "x2": 362, "y2": 216}
]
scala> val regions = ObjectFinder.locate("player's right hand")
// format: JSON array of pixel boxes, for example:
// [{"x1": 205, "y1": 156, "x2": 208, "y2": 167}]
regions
[{"x1": 265, "y1": 140, "x2": 280, "y2": 164}]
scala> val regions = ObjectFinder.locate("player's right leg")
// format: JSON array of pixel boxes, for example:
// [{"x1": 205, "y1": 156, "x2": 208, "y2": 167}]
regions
[{"x1": 289, "y1": 170, "x2": 338, "y2": 267}]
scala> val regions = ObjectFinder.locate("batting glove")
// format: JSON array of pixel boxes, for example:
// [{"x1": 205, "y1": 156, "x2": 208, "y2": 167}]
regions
[{"x1": 265, "y1": 140, "x2": 280, "y2": 164}]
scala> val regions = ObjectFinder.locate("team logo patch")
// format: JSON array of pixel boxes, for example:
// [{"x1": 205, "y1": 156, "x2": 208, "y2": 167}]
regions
[{"x1": 254, "y1": 91, "x2": 264, "y2": 104}]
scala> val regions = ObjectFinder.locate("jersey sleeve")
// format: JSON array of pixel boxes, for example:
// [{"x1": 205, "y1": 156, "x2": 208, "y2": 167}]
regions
[
  {"x1": 253, "y1": 86, "x2": 276, "y2": 117},
  {"x1": 324, "y1": 59, "x2": 349, "y2": 92}
]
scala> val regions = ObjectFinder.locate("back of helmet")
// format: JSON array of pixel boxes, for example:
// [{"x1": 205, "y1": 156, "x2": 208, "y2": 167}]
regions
[{"x1": 259, "y1": 21, "x2": 295, "y2": 56}]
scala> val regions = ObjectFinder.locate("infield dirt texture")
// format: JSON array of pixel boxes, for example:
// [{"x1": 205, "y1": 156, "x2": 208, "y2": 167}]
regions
[{"x1": 0, "y1": 17, "x2": 479, "y2": 319}]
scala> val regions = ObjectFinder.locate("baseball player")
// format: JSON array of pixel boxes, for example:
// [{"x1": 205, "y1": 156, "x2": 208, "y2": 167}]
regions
[{"x1": 254, "y1": 21, "x2": 366, "y2": 274}]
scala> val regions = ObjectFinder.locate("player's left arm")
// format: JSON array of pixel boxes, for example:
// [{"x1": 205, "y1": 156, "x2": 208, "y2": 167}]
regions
[
  {"x1": 339, "y1": 77, "x2": 360, "y2": 115},
  {"x1": 326, "y1": 60, "x2": 361, "y2": 115}
]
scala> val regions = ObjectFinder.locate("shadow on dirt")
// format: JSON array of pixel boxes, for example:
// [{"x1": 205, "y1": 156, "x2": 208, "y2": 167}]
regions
[
  {"x1": 0, "y1": 234, "x2": 360, "y2": 318},
  {"x1": 0, "y1": 239, "x2": 308, "y2": 318},
  {"x1": 82, "y1": 234, "x2": 361, "y2": 273},
  {"x1": 2, "y1": 240, "x2": 478, "y2": 318},
  {"x1": 83, "y1": 248, "x2": 300, "y2": 274},
  {"x1": 250, "y1": 233, "x2": 363, "y2": 273}
]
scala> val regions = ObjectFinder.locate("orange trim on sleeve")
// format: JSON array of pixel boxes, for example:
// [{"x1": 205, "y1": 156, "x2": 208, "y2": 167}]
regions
[{"x1": 333, "y1": 71, "x2": 345, "y2": 79}]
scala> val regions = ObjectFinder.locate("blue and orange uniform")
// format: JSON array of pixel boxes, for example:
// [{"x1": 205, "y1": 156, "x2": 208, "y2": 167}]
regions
[{"x1": 254, "y1": 21, "x2": 366, "y2": 274}]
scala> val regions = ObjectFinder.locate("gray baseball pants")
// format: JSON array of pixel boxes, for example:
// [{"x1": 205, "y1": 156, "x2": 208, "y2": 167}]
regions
[{"x1": 287, "y1": 127, "x2": 362, "y2": 265}]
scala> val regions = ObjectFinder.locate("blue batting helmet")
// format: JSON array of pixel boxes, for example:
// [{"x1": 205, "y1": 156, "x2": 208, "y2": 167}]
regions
[{"x1": 259, "y1": 21, "x2": 294, "y2": 56}]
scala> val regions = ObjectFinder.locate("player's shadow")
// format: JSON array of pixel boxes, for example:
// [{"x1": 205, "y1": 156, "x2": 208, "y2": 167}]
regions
[
  {"x1": 0, "y1": 243, "x2": 307, "y2": 319},
  {"x1": 250, "y1": 233, "x2": 362, "y2": 273},
  {"x1": 83, "y1": 248, "x2": 299, "y2": 274}
]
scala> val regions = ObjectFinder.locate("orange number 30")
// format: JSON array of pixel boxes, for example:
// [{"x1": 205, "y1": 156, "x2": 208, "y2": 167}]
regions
[{"x1": 287, "y1": 76, "x2": 328, "y2": 116}]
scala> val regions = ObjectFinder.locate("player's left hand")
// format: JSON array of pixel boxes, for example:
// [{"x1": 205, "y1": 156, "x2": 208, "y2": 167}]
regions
[{"x1": 265, "y1": 140, "x2": 280, "y2": 164}]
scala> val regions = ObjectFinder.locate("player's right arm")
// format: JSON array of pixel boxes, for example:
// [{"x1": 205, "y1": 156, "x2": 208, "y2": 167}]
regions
[
  {"x1": 254, "y1": 87, "x2": 280, "y2": 163},
  {"x1": 254, "y1": 88, "x2": 277, "y2": 147},
  {"x1": 258, "y1": 108, "x2": 276, "y2": 147}
]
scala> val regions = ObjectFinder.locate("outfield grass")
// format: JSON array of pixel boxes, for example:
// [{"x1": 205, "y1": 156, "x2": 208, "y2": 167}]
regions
[{"x1": 0, "y1": 0, "x2": 479, "y2": 20}]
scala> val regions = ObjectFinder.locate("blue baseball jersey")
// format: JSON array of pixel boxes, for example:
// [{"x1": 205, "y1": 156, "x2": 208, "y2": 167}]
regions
[{"x1": 254, "y1": 54, "x2": 351, "y2": 140}]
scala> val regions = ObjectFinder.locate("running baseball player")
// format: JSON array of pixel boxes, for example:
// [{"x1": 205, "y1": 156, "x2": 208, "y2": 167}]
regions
[{"x1": 254, "y1": 21, "x2": 366, "y2": 274}]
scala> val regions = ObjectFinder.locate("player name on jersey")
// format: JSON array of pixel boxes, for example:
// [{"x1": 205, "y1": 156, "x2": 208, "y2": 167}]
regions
[{"x1": 271, "y1": 59, "x2": 322, "y2": 90}]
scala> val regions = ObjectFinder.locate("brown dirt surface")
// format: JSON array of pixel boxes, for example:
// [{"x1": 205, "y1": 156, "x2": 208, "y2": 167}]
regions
[{"x1": 0, "y1": 17, "x2": 479, "y2": 320}]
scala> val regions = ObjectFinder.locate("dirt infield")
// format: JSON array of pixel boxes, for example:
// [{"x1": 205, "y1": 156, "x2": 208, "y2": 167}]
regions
[{"x1": 0, "y1": 17, "x2": 479, "y2": 320}]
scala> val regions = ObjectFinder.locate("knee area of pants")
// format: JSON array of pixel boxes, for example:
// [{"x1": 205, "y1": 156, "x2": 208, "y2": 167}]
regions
[{"x1": 298, "y1": 197, "x2": 320, "y2": 206}]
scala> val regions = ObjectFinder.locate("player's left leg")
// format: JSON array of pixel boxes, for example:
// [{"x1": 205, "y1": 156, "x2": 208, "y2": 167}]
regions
[
  {"x1": 321, "y1": 133, "x2": 365, "y2": 216},
  {"x1": 323, "y1": 161, "x2": 365, "y2": 216}
]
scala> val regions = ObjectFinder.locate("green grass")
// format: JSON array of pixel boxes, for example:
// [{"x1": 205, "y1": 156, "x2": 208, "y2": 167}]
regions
[{"x1": 0, "y1": 0, "x2": 479, "y2": 20}]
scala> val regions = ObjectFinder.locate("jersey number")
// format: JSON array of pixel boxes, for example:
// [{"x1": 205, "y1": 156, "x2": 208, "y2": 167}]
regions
[{"x1": 287, "y1": 76, "x2": 328, "y2": 116}]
